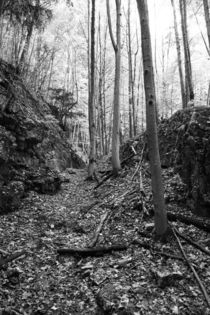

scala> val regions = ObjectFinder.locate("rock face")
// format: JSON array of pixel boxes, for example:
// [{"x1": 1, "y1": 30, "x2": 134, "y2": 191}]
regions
[
  {"x1": 0, "y1": 59, "x2": 85, "y2": 214},
  {"x1": 158, "y1": 107, "x2": 210, "y2": 217}
]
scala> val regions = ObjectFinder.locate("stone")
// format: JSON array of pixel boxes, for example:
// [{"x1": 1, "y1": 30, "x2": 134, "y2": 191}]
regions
[
  {"x1": 158, "y1": 107, "x2": 210, "y2": 217},
  {"x1": 0, "y1": 59, "x2": 85, "y2": 213},
  {"x1": 0, "y1": 181, "x2": 25, "y2": 214}
]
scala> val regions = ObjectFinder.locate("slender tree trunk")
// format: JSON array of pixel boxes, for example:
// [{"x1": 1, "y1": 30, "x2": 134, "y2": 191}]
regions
[
  {"x1": 98, "y1": 14, "x2": 105, "y2": 155},
  {"x1": 171, "y1": 0, "x2": 186, "y2": 108},
  {"x1": 136, "y1": 0, "x2": 168, "y2": 237},
  {"x1": 88, "y1": 0, "x2": 96, "y2": 178},
  {"x1": 203, "y1": 0, "x2": 210, "y2": 49},
  {"x1": 19, "y1": 22, "x2": 34, "y2": 74},
  {"x1": 203, "y1": 0, "x2": 210, "y2": 106},
  {"x1": 47, "y1": 50, "x2": 55, "y2": 99},
  {"x1": 0, "y1": 0, "x2": 4, "y2": 16},
  {"x1": 127, "y1": 0, "x2": 137, "y2": 137},
  {"x1": 102, "y1": 24, "x2": 108, "y2": 154},
  {"x1": 179, "y1": 0, "x2": 194, "y2": 103},
  {"x1": 127, "y1": 0, "x2": 134, "y2": 138},
  {"x1": 106, "y1": 0, "x2": 121, "y2": 175}
]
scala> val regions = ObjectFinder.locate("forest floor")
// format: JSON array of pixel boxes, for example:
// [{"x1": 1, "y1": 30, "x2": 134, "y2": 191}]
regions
[{"x1": 0, "y1": 158, "x2": 210, "y2": 315}]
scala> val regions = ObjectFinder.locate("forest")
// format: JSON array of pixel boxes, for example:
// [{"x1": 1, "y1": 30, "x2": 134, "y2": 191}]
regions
[{"x1": 0, "y1": 0, "x2": 210, "y2": 314}]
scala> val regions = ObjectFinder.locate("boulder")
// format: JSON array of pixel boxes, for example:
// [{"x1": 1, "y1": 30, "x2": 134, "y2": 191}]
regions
[
  {"x1": 0, "y1": 59, "x2": 85, "y2": 214},
  {"x1": 158, "y1": 107, "x2": 210, "y2": 217}
]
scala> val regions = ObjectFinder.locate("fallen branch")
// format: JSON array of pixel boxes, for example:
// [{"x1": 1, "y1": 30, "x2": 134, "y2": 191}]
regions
[
  {"x1": 175, "y1": 230, "x2": 210, "y2": 256},
  {"x1": 88, "y1": 211, "x2": 109, "y2": 247},
  {"x1": 173, "y1": 228, "x2": 210, "y2": 308},
  {"x1": 80, "y1": 201, "x2": 100, "y2": 215},
  {"x1": 94, "y1": 171, "x2": 113, "y2": 190},
  {"x1": 131, "y1": 142, "x2": 146, "y2": 181},
  {"x1": 95, "y1": 150, "x2": 137, "y2": 190},
  {"x1": 132, "y1": 239, "x2": 183, "y2": 261},
  {"x1": 121, "y1": 151, "x2": 136, "y2": 168},
  {"x1": 0, "y1": 250, "x2": 26, "y2": 269},
  {"x1": 57, "y1": 244, "x2": 127, "y2": 257},
  {"x1": 167, "y1": 211, "x2": 210, "y2": 232}
]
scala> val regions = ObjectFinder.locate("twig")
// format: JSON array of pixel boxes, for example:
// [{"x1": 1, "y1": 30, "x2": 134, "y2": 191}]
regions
[
  {"x1": 175, "y1": 229, "x2": 210, "y2": 256},
  {"x1": 173, "y1": 228, "x2": 210, "y2": 308},
  {"x1": 155, "y1": 251, "x2": 184, "y2": 261},
  {"x1": 94, "y1": 171, "x2": 113, "y2": 189},
  {"x1": 132, "y1": 239, "x2": 183, "y2": 261},
  {"x1": 0, "y1": 250, "x2": 26, "y2": 269},
  {"x1": 88, "y1": 211, "x2": 109, "y2": 247},
  {"x1": 121, "y1": 152, "x2": 136, "y2": 167},
  {"x1": 81, "y1": 201, "x2": 100, "y2": 215},
  {"x1": 131, "y1": 142, "x2": 146, "y2": 181}
]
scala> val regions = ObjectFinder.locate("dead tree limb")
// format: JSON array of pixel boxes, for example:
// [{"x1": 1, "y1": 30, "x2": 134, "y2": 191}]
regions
[
  {"x1": 95, "y1": 149, "x2": 136, "y2": 190},
  {"x1": 167, "y1": 211, "x2": 210, "y2": 232},
  {"x1": 175, "y1": 229, "x2": 210, "y2": 256},
  {"x1": 88, "y1": 211, "x2": 109, "y2": 247},
  {"x1": 57, "y1": 244, "x2": 127, "y2": 257},
  {"x1": 132, "y1": 239, "x2": 183, "y2": 261},
  {"x1": 131, "y1": 142, "x2": 146, "y2": 181},
  {"x1": 0, "y1": 251, "x2": 26, "y2": 269},
  {"x1": 121, "y1": 151, "x2": 136, "y2": 167},
  {"x1": 173, "y1": 228, "x2": 210, "y2": 308},
  {"x1": 94, "y1": 172, "x2": 113, "y2": 189}
]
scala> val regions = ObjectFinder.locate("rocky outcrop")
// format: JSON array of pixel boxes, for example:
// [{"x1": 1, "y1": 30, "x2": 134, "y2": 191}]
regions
[
  {"x1": 0, "y1": 59, "x2": 85, "y2": 214},
  {"x1": 158, "y1": 107, "x2": 210, "y2": 217}
]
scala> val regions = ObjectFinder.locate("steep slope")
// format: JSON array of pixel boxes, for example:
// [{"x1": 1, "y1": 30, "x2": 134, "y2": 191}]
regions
[
  {"x1": 158, "y1": 107, "x2": 210, "y2": 216},
  {"x1": 0, "y1": 59, "x2": 85, "y2": 213}
]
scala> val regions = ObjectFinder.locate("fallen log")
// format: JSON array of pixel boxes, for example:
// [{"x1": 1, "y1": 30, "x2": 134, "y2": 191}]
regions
[
  {"x1": 57, "y1": 244, "x2": 127, "y2": 257},
  {"x1": 167, "y1": 212, "x2": 210, "y2": 232}
]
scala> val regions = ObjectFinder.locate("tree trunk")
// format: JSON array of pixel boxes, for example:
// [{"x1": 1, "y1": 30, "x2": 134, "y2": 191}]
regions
[
  {"x1": 127, "y1": 0, "x2": 135, "y2": 138},
  {"x1": 171, "y1": 0, "x2": 186, "y2": 108},
  {"x1": 88, "y1": 0, "x2": 96, "y2": 178},
  {"x1": 136, "y1": 0, "x2": 168, "y2": 236},
  {"x1": 0, "y1": 0, "x2": 4, "y2": 16},
  {"x1": 203, "y1": 0, "x2": 210, "y2": 49},
  {"x1": 19, "y1": 21, "x2": 34, "y2": 74},
  {"x1": 107, "y1": 0, "x2": 121, "y2": 175},
  {"x1": 179, "y1": 0, "x2": 194, "y2": 103}
]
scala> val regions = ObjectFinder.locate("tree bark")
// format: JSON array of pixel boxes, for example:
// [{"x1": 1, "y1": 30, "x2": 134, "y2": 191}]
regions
[
  {"x1": 136, "y1": 0, "x2": 168, "y2": 236},
  {"x1": 179, "y1": 0, "x2": 194, "y2": 103},
  {"x1": 0, "y1": 0, "x2": 4, "y2": 16},
  {"x1": 171, "y1": 0, "x2": 186, "y2": 108},
  {"x1": 88, "y1": 0, "x2": 96, "y2": 178},
  {"x1": 106, "y1": 0, "x2": 121, "y2": 175},
  {"x1": 203, "y1": 0, "x2": 210, "y2": 49},
  {"x1": 127, "y1": 0, "x2": 136, "y2": 138}
]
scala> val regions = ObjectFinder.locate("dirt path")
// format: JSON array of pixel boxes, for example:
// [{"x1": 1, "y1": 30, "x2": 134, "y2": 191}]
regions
[{"x1": 0, "y1": 166, "x2": 210, "y2": 314}]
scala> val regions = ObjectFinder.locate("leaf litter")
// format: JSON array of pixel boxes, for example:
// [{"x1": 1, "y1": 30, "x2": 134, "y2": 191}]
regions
[{"x1": 0, "y1": 163, "x2": 210, "y2": 315}]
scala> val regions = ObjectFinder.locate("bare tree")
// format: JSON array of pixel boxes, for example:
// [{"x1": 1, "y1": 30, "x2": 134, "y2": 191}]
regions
[
  {"x1": 126, "y1": 0, "x2": 136, "y2": 138},
  {"x1": 106, "y1": 0, "x2": 121, "y2": 175},
  {"x1": 179, "y1": 0, "x2": 194, "y2": 104},
  {"x1": 87, "y1": 0, "x2": 96, "y2": 179},
  {"x1": 171, "y1": 0, "x2": 186, "y2": 108},
  {"x1": 136, "y1": 0, "x2": 168, "y2": 237},
  {"x1": 203, "y1": 0, "x2": 210, "y2": 49}
]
